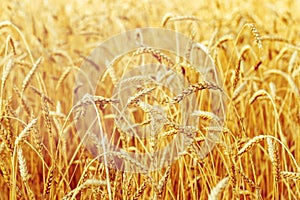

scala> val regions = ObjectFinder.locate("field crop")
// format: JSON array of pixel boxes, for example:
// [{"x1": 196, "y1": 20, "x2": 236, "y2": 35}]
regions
[{"x1": 0, "y1": 0, "x2": 299, "y2": 199}]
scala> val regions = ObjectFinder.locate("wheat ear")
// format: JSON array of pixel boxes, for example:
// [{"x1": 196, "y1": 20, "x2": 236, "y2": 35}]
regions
[
  {"x1": 208, "y1": 177, "x2": 229, "y2": 200},
  {"x1": 21, "y1": 57, "x2": 43, "y2": 94}
]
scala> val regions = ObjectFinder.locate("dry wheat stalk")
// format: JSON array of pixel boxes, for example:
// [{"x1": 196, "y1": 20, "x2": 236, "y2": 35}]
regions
[
  {"x1": 21, "y1": 57, "x2": 43, "y2": 94},
  {"x1": 63, "y1": 179, "x2": 107, "y2": 200},
  {"x1": 264, "y1": 69, "x2": 300, "y2": 98},
  {"x1": 211, "y1": 35, "x2": 234, "y2": 51}
]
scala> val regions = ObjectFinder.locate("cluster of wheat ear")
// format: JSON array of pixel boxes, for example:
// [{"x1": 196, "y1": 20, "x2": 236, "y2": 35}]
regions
[{"x1": 0, "y1": 0, "x2": 299, "y2": 199}]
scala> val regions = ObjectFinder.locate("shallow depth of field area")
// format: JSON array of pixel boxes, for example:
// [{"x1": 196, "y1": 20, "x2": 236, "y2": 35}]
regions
[{"x1": 0, "y1": 0, "x2": 299, "y2": 199}]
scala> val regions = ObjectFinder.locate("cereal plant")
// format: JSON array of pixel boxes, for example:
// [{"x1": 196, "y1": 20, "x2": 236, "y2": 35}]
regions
[{"x1": 0, "y1": 0, "x2": 299, "y2": 199}]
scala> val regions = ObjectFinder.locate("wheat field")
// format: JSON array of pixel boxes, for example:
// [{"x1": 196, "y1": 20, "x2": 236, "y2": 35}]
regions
[{"x1": 0, "y1": 0, "x2": 299, "y2": 199}]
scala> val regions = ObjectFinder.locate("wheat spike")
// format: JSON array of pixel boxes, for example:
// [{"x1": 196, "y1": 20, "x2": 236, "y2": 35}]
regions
[
  {"x1": 15, "y1": 118, "x2": 38, "y2": 147},
  {"x1": 208, "y1": 177, "x2": 229, "y2": 200},
  {"x1": 192, "y1": 110, "x2": 220, "y2": 121},
  {"x1": 237, "y1": 135, "x2": 267, "y2": 156},
  {"x1": 13, "y1": 86, "x2": 31, "y2": 116},
  {"x1": 133, "y1": 47, "x2": 174, "y2": 67},
  {"x1": 43, "y1": 164, "x2": 55, "y2": 197},
  {"x1": 21, "y1": 57, "x2": 43, "y2": 94},
  {"x1": 280, "y1": 171, "x2": 300, "y2": 180},
  {"x1": 232, "y1": 81, "x2": 247, "y2": 101},
  {"x1": 127, "y1": 87, "x2": 155, "y2": 106},
  {"x1": 1, "y1": 58, "x2": 14, "y2": 94},
  {"x1": 56, "y1": 67, "x2": 72, "y2": 91},
  {"x1": 288, "y1": 51, "x2": 298, "y2": 74},
  {"x1": 17, "y1": 148, "x2": 29, "y2": 182},
  {"x1": 247, "y1": 23, "x2": 262, "y2": 50},
  {"x1": 171, "y1": 81, "x2": 221, "y2": 103},
  {"x1": 248, "y1": 90, "x2": 268, "y2": 104},
  {"x1": 267, "y1": 138, "x2": 280, "y2": 182},
  {"x1": 132, "y1": 179, "x2": 149, "y2": 200},
  {"x1": 155, "y1": 166, "x2": 171, "y2": 199}
]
